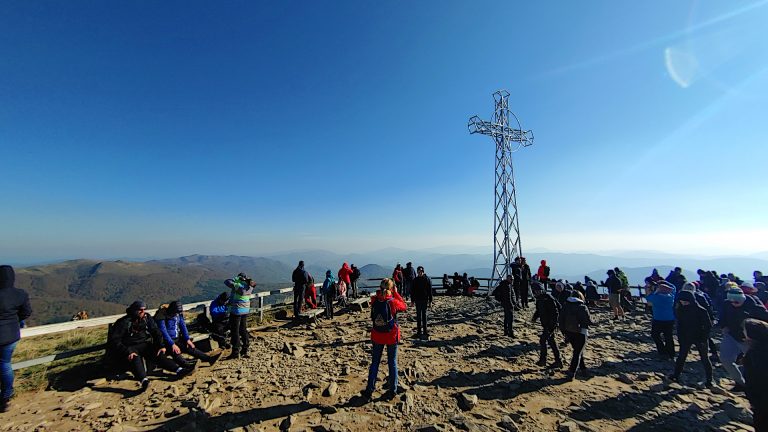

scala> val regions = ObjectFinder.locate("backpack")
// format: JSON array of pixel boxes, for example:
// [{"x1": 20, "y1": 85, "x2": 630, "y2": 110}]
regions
[
  {"x1": 154, "y1": 304, "x2": 170, "y2": 321},
  {"x1": 544, "y1": 266, "x2": 551, "y2": 278},
  {"x1": 372, "y1": 299, "x2": 395, "y2": 332}
]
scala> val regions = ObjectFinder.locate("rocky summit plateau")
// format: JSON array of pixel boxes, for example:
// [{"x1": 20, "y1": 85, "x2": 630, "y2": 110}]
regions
[{"x1": 3, "y1": 296, "x2": 755, "y2": 432}]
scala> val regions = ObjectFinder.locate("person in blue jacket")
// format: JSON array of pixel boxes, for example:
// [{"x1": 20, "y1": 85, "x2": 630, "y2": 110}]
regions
[
  {"x1": 646, "y1": 281, "x2": 676, "y2": 360},
  {"x1": 156, "y1": 301, "x2": 221, "y2": 367},
  {"x1": 208, "y1": 292, "x2": 230, "y2": 349}
]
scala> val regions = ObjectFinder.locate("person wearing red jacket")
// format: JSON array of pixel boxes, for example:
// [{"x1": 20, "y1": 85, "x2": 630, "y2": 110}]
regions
[
  {"x1": 392, "y1": 264, "x2": 404, "y2": 293},
  {"x1": 338, "y1": 262, "x2": 353, "y2": 295},
  {"x1": 363, "y1": 278, "x2": 407, "y2": 401}
]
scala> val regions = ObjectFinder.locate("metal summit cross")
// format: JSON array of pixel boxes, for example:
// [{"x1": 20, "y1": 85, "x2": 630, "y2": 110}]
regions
[{"x1": 468, "y1": 90, "x2": 534, "y2": 289}]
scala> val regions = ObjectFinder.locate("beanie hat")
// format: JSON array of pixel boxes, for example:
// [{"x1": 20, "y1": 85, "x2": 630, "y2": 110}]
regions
[
  {"x1": 168, "y1": 301, "x2": 183, "y2": 314},
  {"x1": 681, "y1": 282, "x2": 696, "y2": 292},
  {"x1": 555, "y1": 281, "x2": 565, "y2": 291},
  {"x1": 126, "y1": 300, "x2": 147, "y2": 316},
  {"x1": 727, "y1": 288, "x2": 747, "y2": 303},
  {"x1": 756, "y1": 281, "x2": 766, "y2": 291},
  {"x1": 677, "y1": 290, "x2": 696, "y2": 304},
  {"x1": 740, "y1": 281, "x2": 758, "y2": 294},
  {"x1": 724, "y1": 281, "x2": 740, "y2": 291},
  {"x1": 657, "y1": 283, "x2": 674, "y2": 294}
]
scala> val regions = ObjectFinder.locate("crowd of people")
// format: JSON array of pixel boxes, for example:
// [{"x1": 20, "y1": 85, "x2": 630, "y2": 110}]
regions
[{"x1": 2, "y1": 260, "x2": 768, "y2": 432}]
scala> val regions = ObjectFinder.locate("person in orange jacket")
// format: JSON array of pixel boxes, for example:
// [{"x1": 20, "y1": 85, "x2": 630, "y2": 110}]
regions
[{"x1": 362, "y1": 278, "x2": 407, "y2": 401}]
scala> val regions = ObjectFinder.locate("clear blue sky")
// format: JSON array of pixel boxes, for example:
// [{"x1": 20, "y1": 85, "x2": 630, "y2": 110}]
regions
[{"x1": 2, "y1": 1, "x2": 767, "y2": 263}]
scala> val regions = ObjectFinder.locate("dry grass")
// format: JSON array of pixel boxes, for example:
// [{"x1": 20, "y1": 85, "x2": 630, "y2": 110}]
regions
[{"x1": 15, "y1": 326, "x2": 107, "y2": 363}]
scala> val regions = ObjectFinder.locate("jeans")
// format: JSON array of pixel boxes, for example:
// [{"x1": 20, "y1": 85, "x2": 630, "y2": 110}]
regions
[
  {"x1": 230, "y1": 314, "x2": 249, "y2": 354},
  {"x1": 210, "y1": 318, "x2": 229, "y2": 346},
  {"x1": 674, "y1": 339, "x2": 712, "y2": 381},
  {"x1": 172, "y1": 338, "x2": 213, "y2": 363},
  {"x1": 366, "y1": 343, "x2": 398, "y2": 393},
  {"x1": 1, "y1": 340, "x2": 19, "y2": 399},
  {"x1": 350, "y1": 280, "x2": 358, "y2": 298},
  {"x1": 293, "y1": 287, "x2": 305, "y2": 318},
  {"x1": 503, "y1": 307, "x2": 514, "y2": 336},
  {"x1": 325, "y1": 292, "x2": 335, "y2": 319},
  {"x1": 651, "y1": 320, "x2": 675, "y2": 358},
  {"x1": 415, "y1": 301, "x2": 428, "y2": 335},
  {"x1": 720, "y1": 333, "x2": 749, "y2": 386},
  {"x1": 566, "y1": 331, "x2": 587, "y2": 374},
  {"x1": 539, "y1": 326, "x2": 561, "y2": 363},
  {"x1": 403, "y1": 280, "x2": 412, "y2": 300}
]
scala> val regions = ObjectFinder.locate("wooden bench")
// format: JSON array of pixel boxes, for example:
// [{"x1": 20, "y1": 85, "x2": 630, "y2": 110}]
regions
[{"x1": 299, "y1": 308, "x2": 325, "y2": 323}]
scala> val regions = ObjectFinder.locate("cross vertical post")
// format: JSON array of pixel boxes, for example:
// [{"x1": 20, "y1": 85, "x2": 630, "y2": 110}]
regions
[{"x1": 468, "y1": 90, "x2": 534, "y2": 291}]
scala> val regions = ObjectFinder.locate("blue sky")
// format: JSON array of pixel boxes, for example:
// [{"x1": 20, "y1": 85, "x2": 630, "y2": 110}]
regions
[{"x1": 1, "y1": 1, "x2": 767, "y2": 263}]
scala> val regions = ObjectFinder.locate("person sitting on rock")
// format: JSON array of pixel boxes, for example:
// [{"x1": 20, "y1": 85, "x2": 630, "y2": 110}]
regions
[
  {"x1": 670, "y1": 290, "x2": 713, "y2": 387},
  {"x1": 304, "y1": 274, "x2": 317, "y2": 310},
  {"x1": 744, "y1": 318, "x2": 768, "y2": 432},
  {"x1": 585, "y1": 281, "x2": 600, "y2": 307},
  {"x1": 363, "y1": 278, "x2": 407, "y2": 401},
  {"x1": 559, "y1": 290, "x2": 593, "y2": 380},
  {"x1": 532, "y1": 284, "x2": 563, "y2": 369},
  {"x1": 208, "y1": 292, "x2": 230, "y2": 349},
  {"x1": 156, "y1": 301, "x2": 221, "y2": 367},
  {"x1": 107, "y1": 301, "x2": 193, "y2": 391}
]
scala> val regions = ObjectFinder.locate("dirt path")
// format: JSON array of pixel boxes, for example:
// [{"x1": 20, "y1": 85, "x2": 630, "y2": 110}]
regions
[{"x1": 1, "y1": 297, "x2": 755, "y2": 431}]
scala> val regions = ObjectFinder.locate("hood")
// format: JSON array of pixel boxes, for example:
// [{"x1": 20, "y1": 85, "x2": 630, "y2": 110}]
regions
[
  {"x1": 126, "y1": 300, "x2": 146, "y2": 318},
  {"x1": 342, "y1": 263, "x2": 351, "y2": 271},
  {"x1": 566, "y1": 296, "x2": 584, "y2": 304},
  {"x1": 0, "y1": 265, "x2": 15, "y2": 290},
  {"x1": 326, "y1": 270, "x2": 332, "y2": 277},
  {"x1": 540, "y1": 260, "x2": 546, "y2": 265},
  {"x1": 652, "y1": 269, "x2": 659, "y2": 276},
  {"x1": 677, "y1": 290, "x2": 697, "y2": 304},
  {"x1": 215, "y1": 292, "x2": 229, "y2": 304}
]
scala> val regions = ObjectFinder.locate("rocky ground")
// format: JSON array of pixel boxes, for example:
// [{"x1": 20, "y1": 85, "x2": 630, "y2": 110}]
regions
[{"x1": 1, "y1": 296, "x2": 756, "y2": 432}]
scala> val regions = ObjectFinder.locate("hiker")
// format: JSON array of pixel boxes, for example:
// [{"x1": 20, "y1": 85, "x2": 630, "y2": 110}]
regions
[
  {"x1": 411, "y1": 266, "x2": 433, "y2": 340},
  {"x1": 107, "y1": 301, "x2": 192, "y2": 390},
  {"x1": 605, "y1": 269, "x2": 625, "y2": 320},
  {"x1": 442, "y1": 274, "x2": 451, "y2": 294},
  {"x1": 156, "y1": 301, "x2": 221, "y2": 367},
  {"x1": 510, "y1": 258, "x2": 523, "y2": 308},
  {"x1": 460, "y1": 273, "x2": 471, "y2": 296},
  {"x1": 744, "y1": 318, "x2": 768, "y2": 432},
  {"x1": 403, "y1": 262, "x2": 416, "y2": 301},
  {"x1": 321, "y1": 270, "x2": 337, "y2": 320},
  {"x1": 304, "y1": 275, "x2": 317, "y2": 310},
  {"x1": 450, "y1": 272, "x2": 462, "y2": 296},
  {"x1": 338, "y1": 262, "x2": 353, "y2": 300},
  {"x1": 519, "y1": 257, "x2": 532, "y2": 309},
  {"x1": 362, "y1": 278, "x2": 407, "y2": 401},
  {"x1": 292, "y1": 261, "x2": 309, "y2": 319},
  {"x1": 225, "y1": 274, "x2": 255, "y2": 359},
  {"x1": 719, "y1": 285, "x2": 768, "y2": 391},
  {"x1": 0, "y1": 265, "x2": 32, "y2": 413},
  {"x1": 670, "y1": 290, "x2": 712, "y2": 386},
  {"x1": 494, "y1": 275, "x2": 515, "y2": 337},
  {"x1": 532, "y1": 284, "x2": 563, "y2": 369},
  {"x1": 680, "y1": 282, "x2": 720, "y2": 364},
  {"x1": 350, "y1": 264, "x2": 361, "y2": 299},
  {"x1": 392, "y1": 264, "x2": 404, "y2": 293},
  {"x1": 666, "y1": 267, "x2": 687, "y2": 292},
  {"x1": 208, "y1": 292, "x2": 230, "y2": 348},
  {"x1": 585, "y1": 280, "x2": 600, "y2": 306},
  {"x1": 553, "y1": 281, "x2": 572, "y2": 307},
  {"x1": 649, "y1": 268, "x2": 664, "y2": 283},
  {"x1": 559, "y1": 290, "x2": 593, "y2": 380},
  {"x1": 536, "y1": 259, "x2": 551, "y2": 288},
  {"x1": 468, "y1": 277, "x2": 481, "y2": 296},
  {"x1": 756, "y1": 282, "x2": 768, "y2": 308},
  {"x1": 646, "y1": 281, "x2": 676, "y2": 360}
]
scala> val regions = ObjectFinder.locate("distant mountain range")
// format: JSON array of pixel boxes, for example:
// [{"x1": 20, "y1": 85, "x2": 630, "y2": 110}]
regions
[{"x1": 14, "y1": 249, "x2": 767, "y2": 325}]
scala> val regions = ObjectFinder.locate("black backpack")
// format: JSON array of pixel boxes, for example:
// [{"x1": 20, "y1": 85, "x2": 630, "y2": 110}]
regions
[{"x1": 371, "y1": 299, "x2": 395, "y2": 332}]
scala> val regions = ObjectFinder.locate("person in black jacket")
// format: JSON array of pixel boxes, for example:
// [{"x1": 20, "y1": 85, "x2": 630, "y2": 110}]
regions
[
  {"x1": 291, "y1": 261, "x2": 309, "y2": 319},
  {"x1": 744, "y1": 318, "x2": 768, "y2": 432},
  {"x1": 605, "y1": 269, "x2": 625, "y2": 320},
  {"x1": 553, "y1": 281, "x2": 571, "y2": 308},
  {"x1": 670, "y1": 290, "x2": 713, "y2": 386},
  {"x1": 494, "y1": 275, "x2": 515, "y2": 338},
  {"x1": 532, "y1": 285, "x2": 563, "y2": 369},
  {"x1": 519, "y1": 257, "x2": 532, "y2": 309},
  {"x1": 719, "y1": 286, "x2": 768, "y2": 391},
  {"x1": 0, "y1": 265, "x2": 32, "y2": 413},
  {"x1": 403, "y1": 262, "x2": 417, "y2": 301},
  {"x1": 559, "y1": 291, "x2": 593, "y2": 380},
  {"x1": 108, "y1": 301, "x2": 192, "y2": 390},
  {"x1": 411, "y1": 266, "x2": 433, "y2": 340},
  {"x1": 510, "y1": 259, "x2": 523, "y2": 308},
  {"x1": 350, "y1": 264, "x2": 361, "y2": 299}
]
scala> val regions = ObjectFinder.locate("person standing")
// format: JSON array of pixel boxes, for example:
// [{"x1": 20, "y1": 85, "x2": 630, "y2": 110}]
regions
[
  {"x1": 719, "y1": 285, "x2": 768, "y2": 391},
  {"x1": 226, "y1": 275, "x2": 255, "y2": 359},
  {"x1": 537, "y1": 259, "x2": 551, "y2": 290},
  {"x1": 411, "y1": 266, "x2": 433, "y2": 340},
  {"x1": 493, "y1": 275, "x2": 515, "y2": 338},
  {"x1": 670, "y1": 290, "x2": 712, "y2": 386},
  {"x1": 744, "y1": 318, "x2": 768, "y2": 432},
  {"x1": 519, "y1": 257, "x2": 532, "y2": 309},
  {"x1": 559, "y1": 291, "x2": 593, "y2": 380},
  {"x1": 363, "y1": 278, "x2": 407, "y2": 401},
  {"x1": 510, "y1": 258, "x2": 523, "y2": 308},
  {"x1": 605, "y1": 269, "x2": 625, "y2": 320},
  {"x1": 338, "y1": 262, "x2": 353, "y2": 300},
  {"x1": 292, "y1": 261, "x2": 309, "y2": 319},
  {"x1": 0, "y1": 265, "x2": 32, "y2": 412},
  {"x1": 350, "y1": 264, "x2": 361, "y2": 299},
  {"x1": 666, "y1": 267, "x2": 687, "y2": 292},
  {"x1": 392, "y1": 264, "x2": 404, "y2": 294},
  {"x1": 646, "y1": 282, "x2": 676, "y2": 360},
  {"x1": 403, "y1": 262, "x2": 416, "y2": 301},
  {"x1": 321, "y1": 270, "x2": 337, "y2": 320},
  {"x1": 532, "y1": 285, "x2": 563, "y2": 369}
]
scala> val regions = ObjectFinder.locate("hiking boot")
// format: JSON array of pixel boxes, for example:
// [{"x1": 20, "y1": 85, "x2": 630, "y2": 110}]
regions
[
  {"x1": 361, "y1": 389, "x2": 373, "y2": 402},
  {"x1": 241, "y1": 352, "x2": 251, "y2": 359},
  {"x1": 422, "y1": 333, "x2": 430, "y2": 341},
  {"x1": 176, "y1": 366, "x2": 194, "y2": 379},
  {"x1": 383, "y1": 391, "x2": 397, "y2": 401},
  {"x1": 413, "y1": 333, "x2": 423, "y2": 339},
  {"x1": 207, "y1": 352, "x2": 222, "y2": 366},
  {"x1": 0, "y1": 397, "x2": 9, "y2": 413},
  {"x1": 140, "y1": 378, "x2": 150, "y2": 391},
  {"x1": 536, "y1": 358, "x2": 547, "y2": 367},
  {"x1": 226, "y1": 352, "x2": 240, "y2": 361},
  {"x1": 550, "y1": 360, "x2": 564, "y2": 369}
]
